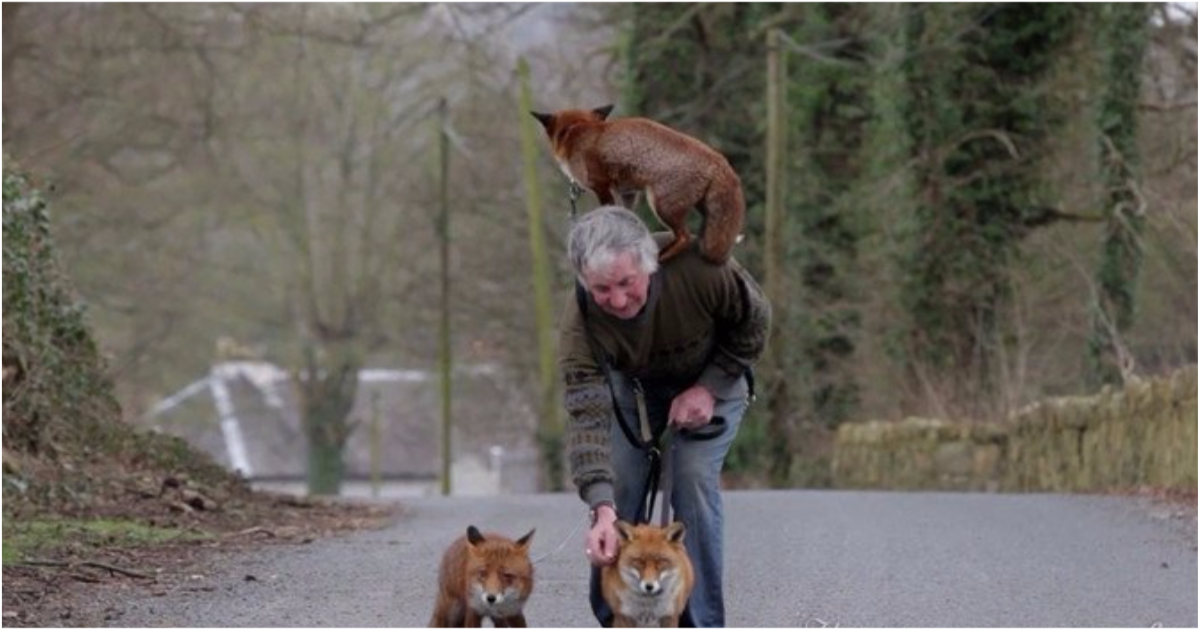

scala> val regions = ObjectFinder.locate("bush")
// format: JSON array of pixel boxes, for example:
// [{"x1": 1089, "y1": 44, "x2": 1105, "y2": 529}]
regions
[
  {"x1": 3, "y1": 162, "x2": 235, "y2": 515},
  {"x1": 2, "y1": 164, "x2": 120, "y2": 454}
]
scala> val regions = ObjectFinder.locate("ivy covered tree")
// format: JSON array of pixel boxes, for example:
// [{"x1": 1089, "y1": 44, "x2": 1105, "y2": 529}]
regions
[
  {"x1": 893, "y1": 4, "x2": 1079, "y2": 417},
  {"x1": 1086, "y1": 3, "x2": 1151, "y2": 388},
  {"x1": 777, "y1": 4, "x2": 868, "y2": 481}
]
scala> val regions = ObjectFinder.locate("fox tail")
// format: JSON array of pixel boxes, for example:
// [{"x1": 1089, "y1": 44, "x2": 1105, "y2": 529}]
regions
[{"x1": 699, "y1": 177, "x2": 745, "y2": 264}]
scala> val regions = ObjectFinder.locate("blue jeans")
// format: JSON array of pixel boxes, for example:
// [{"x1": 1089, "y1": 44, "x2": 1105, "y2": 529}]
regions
[{"x1": 589, "y1": 371, "x2": 748, "y2": 628}]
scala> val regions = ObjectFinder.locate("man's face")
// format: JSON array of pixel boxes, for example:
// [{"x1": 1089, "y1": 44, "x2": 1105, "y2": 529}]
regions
[{"x1": 583, "y1": 251, "x2": 651, "y2": 320}]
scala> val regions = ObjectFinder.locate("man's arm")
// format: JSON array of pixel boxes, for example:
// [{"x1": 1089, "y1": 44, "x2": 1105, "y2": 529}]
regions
[
  {"x1": 559, "y1": 294, "x2": 617, "y2": 510},
  {"x1": 695, "y1": 261, "x2": 772, "y2": 399}
]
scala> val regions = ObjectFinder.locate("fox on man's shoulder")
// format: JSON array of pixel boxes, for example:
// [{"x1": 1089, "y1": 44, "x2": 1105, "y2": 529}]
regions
[{"x1": 531, "y1": 105, "x2": 745, "y2": 265}]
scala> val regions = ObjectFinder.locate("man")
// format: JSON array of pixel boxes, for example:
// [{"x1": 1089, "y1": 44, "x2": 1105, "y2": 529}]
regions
[{"x1": 559, "y1": 206, "x2": 771, "y2": 627}]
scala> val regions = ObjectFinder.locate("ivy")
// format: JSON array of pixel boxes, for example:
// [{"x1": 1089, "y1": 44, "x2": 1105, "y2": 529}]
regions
[
  {"x1": 3, "y1": 165, "x2": 117, "y2": 453},
  {"x1": 894, "y1": 4, "x2": 1083, "y2": 414},
  {"x1": 1087, "y1": 3, "x2": 1151, "y2": 388}
]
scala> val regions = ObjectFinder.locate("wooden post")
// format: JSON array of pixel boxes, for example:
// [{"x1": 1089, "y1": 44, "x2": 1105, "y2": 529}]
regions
[
  {"x1": 765, "y1": 28, "x2": 786, "y2": 317},
  {"x1": 369, "y1": 390, "x2": 382, "y2": 499},
  {"x1": 764, "y1": 27, "x2": 793, "y2": 485},
  {"x1": 517, "y1": 58, "x2": 564, "y2": 491},
  {"x1": 437, "y1": 97, "x2": 453, "y2": 496}
]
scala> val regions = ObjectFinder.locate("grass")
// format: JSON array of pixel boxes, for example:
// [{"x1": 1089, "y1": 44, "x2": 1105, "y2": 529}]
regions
[{"x1": 2, "y1": 518, "x2": 210, "y2": 566}]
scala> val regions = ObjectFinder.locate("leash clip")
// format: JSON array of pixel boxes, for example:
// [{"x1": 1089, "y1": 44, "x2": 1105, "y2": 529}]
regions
[{"x1": 568, "y1": 181, "x2": 585, "y2": 219}]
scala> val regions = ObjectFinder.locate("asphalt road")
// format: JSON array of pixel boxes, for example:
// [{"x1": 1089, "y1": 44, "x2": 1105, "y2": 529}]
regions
[{"x1": 110, "y1": 490, "x2": 1196, "y2": 627}]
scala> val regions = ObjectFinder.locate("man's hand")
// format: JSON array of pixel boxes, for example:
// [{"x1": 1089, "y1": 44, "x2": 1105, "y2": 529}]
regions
[
  {"x1": 669, "y1": 384, "x2": 715, "y2": 431},
  {"x1": 585, "y1": 504, "x2": 619, "y2": 567}
]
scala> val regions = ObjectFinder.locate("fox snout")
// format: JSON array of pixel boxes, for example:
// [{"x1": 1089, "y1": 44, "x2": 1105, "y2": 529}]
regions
[
  {"x1": 470, "y1": 582, "x2": 523, "y2": 616},
  {"x1": 639, "y1": 579, "x2": 662, "y2": 595}
]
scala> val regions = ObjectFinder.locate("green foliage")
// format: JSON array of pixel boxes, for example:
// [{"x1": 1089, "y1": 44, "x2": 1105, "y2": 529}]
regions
[
  {"x1": 3, "y1": 165, "x2": 120, "y2": 453},
  {"x1": 3, "y1": 162, "x2": 236, "y2": 512},
  {"x1": 1087, "y1": 3, "x2": 1151, "y2": 388},
  {"x1": 724, "y1": 402, "x2": 769, "y2": 478},
  {"x1": 621, "y1": 4, "x2": 1159, "y2": 485},
  {"x1": 780, "y1": 4, "x2": 868, "y2": 431},
  {"x1": 894, "y1": 4, "x2": 1082, "y2": 413}
]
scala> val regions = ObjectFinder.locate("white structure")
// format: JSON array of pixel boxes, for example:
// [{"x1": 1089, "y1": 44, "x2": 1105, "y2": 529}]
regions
[{"x1": 143, "y1": 361, "x2": 540, "y2": 496}]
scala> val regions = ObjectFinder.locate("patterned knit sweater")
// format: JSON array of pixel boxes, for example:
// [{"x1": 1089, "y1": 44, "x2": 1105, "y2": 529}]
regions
[{"x1": 558, "y1": 239, "x2": 772, "y2": 508}]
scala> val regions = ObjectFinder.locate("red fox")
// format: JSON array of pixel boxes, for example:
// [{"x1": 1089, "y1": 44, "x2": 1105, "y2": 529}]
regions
[
  {"x1": 531, "y1": 105, "x2": 745, "y2": 265},
  {"x1": 429, "y1": 525, "x2": 535, "y2": 628},
  {"x1": 601, "y1": 521, "x2": 695, "y2": 628}
]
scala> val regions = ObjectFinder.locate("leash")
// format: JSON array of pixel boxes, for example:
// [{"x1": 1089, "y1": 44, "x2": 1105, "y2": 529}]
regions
[
  {"x1": 531, "y1": 513, "x2": 589, "y2": 566},
  {"x1": 637, "y1": 412, "x2": 728, "y2": 527}
]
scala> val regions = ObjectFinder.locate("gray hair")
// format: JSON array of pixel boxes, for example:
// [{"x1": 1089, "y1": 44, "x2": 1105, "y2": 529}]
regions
[{"x1": 567, "y1": 206, "x2": 659, "y2": 281}]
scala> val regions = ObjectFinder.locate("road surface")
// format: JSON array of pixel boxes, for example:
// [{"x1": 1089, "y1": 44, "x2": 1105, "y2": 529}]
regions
[{"x1": 109, "y1": 490, "x2": 1196, "y2": 627}]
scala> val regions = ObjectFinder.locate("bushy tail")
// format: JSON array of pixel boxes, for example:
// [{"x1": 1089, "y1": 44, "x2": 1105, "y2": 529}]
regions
[{"x1": 700, "y1": 174, "x2": 745, "y2": 264}]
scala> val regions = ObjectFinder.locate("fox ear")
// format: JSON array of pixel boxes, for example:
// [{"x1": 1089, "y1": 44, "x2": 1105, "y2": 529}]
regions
[
  {"x1": 666, "y1": 521, "x2": 685, "y2": 544},
  {"x1": 593, "y1": 104, "x2": 614, "y2": 120},
  {"x1": 530, "y1": 111, "x2": 554, "y2": 131},
  {"x1": 516, "y1": 528, "x2": 535, "y2": 549},
  {"x1": 466, "y1": 525, "x2": 486, "y2": 546},
  {"x1": 615, "y1": 520, "x2": 635, "y2": 542}
]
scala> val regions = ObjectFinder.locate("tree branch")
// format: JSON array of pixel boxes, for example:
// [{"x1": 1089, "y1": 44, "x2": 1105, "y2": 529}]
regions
[{"x1": 21, "y1": 558, "x2": 155, "y2": 580}]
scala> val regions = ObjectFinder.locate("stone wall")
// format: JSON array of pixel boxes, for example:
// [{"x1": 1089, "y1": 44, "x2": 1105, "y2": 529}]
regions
[{"x1": 832, "y1": 367, "x2": 1197, "y2": 492}]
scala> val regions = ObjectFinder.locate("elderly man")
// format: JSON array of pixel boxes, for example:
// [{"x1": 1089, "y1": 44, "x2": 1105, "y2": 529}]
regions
[{"x1": 559, "y1": 206, "x2": 771, "y2": 627}]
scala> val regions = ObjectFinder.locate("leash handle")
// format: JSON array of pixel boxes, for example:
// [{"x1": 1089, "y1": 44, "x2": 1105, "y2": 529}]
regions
[{"x1": 678, "y1": 415, "x2": 727, "y2": 441}]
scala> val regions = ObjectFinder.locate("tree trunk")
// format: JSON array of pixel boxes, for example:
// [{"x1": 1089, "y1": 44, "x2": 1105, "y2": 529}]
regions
[
  {"x1": 298, "y1": 342, "x2": 360, "y2": 496},
  {"x1": 306, "y1": 413, "x2": 347, "y2": 496},
  {"x1": 436, "y1": 97, "x2": 453, "y2": 496}
]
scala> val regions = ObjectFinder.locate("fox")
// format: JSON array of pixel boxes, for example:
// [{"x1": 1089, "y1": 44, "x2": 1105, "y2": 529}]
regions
[
  {"x1": 601, "y1": 520, "x2": 695, "y2": 628},
  {"x1": 530, "y1": 105, "x2": 745, "y2": 265},
  {"x1": 429, "y1": 525, "x2": 535, "y2": 628}
]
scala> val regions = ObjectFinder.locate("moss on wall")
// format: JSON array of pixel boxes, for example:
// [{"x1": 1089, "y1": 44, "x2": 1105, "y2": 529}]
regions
[{"x1": 833, "y1": 367, "x2": 1197, "y2": 492}]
